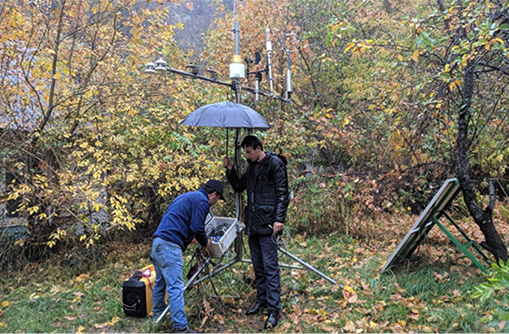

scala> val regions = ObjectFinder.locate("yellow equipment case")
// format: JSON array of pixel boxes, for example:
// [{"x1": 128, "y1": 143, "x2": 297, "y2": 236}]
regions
[{"x1": 122, "y1": 265, "x2": 156, "y2": 317}]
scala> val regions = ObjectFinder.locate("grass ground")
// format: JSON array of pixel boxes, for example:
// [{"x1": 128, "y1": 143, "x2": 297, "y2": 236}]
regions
[{"x1": 0, "y1": 213, "x2": 506, "y2": 333}]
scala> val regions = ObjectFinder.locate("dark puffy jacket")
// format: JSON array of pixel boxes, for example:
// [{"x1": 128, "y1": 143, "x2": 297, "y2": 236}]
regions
[{"x1": 226, "y1": 151, "x2": 289, "y2": 236}]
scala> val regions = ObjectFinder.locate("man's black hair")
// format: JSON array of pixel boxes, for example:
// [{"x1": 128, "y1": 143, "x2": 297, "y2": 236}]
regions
[{"x1": 241, "y1": 135, "x2": 263, "y2": 151}]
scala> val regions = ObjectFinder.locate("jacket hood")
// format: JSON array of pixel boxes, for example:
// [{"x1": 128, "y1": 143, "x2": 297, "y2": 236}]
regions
[{"x1": 267, "y1": 151, "x2": 287, "y2": 165}]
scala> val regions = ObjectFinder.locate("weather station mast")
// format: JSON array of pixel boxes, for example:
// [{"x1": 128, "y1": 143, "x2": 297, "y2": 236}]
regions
[
  {"x1": 144, "y1": 0, "x2": 292, "y2": 256},
  {"x1": 144, "y1": 2, "x2": 335, "y2": 325}
]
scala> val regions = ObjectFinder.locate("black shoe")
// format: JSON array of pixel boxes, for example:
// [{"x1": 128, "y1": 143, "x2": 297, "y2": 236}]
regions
[
  {"x1": 246, "y1": 302, "x2": 266, "y2": 315},
  {"x1": 264, "y1": 311, "x2": 279, "y2": 329}
]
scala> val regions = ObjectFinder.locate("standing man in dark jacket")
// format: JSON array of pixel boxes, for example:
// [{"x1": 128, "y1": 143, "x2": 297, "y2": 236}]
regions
[
  {"x1": 151, "y1": 180, "x2": 225, "y2": 333},
  {"x1": 223, "y1": 135, "x2": 289, "y2": 329}
]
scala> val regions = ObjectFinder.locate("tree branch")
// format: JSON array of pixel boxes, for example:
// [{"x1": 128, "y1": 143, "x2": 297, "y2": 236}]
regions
[
  {"x1": 38, "y1": 0, "x2": 67, "y2": 134},
  {"x1": 297, "y1": 46, "x2": 319, "y2": 99},
  {"x1": 477, "y1": 62, "x2": 509, "y2": 76}
]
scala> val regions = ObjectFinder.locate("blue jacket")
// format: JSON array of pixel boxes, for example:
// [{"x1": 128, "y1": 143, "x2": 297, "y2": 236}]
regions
[{"x1": 153, "y1": 188, "x2": 209, "y2": 251}]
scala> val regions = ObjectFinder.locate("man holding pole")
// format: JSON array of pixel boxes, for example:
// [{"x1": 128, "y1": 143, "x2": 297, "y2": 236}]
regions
[
  {"x1": 223, "y1": 135, "x2": 289, "y2": 329},
  {"x1": 150, "y1": 180, "x2": 225, "y2": 333}
]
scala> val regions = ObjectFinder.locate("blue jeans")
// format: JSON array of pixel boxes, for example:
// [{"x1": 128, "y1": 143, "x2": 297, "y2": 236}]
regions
[{"x1": 151, "y1": 237, "x2": 187, "y2": 330}]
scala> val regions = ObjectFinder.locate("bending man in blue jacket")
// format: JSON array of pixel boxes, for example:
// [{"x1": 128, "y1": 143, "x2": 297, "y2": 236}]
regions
[{"x1": 151, "y1": 180, "x2": 225, "y2": 333}]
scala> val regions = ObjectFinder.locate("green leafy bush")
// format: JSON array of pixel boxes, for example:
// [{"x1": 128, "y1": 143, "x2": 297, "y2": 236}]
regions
[{"x1": 472, "y1": 261, "x2": 509, "y2": 330}]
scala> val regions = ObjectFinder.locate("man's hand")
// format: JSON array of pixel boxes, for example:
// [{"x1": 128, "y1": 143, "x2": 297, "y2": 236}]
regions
[
  {"x1": 223, "y1": 157, "x2": 233, "y2": 170},
  {"x1": 273, "y1": 222, "x2": 284, "y2": 234},
  {"x1": 203, "y1": 239, "x2": 212, "y2": 257}
]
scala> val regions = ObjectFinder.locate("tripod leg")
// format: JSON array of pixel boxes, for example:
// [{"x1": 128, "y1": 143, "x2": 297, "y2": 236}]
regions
[
  {"x1": 241, "y1": 258, "x2": 303, "y2": 269},
  {"x1": 154, "y1": 257, "x2": 212, "y2": 324},
  {"x1": 191, "y1": 259, "x2": 238, "y2": 287},
  {"x1": 277, "y1": 246, "x2": 337, "y2": 285}
]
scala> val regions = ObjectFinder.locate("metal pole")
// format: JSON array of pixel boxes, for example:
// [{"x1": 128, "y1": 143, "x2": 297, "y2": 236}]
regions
[
  {"x1": 277, "y1": 246, "x2": 337, "y2": 285},
  {"x1": 433, "y1": 217, "x2": 488, "y2": 273},
  {"x1": 164, "y1": 67, "x2": 234, "y2": 87},
  {"x1": 286, "y1": 51, "x2": 292, "y2": 100},
  {"x1": 233, "y1": 81, "x2": 244, "y2": 260},
  {"x1": 266, "y1": 28, "x2": 274, "y2": 96},
  {"x1": 235, "y1": 22, "x2": 240, "y2": 55},
  {"x1": 147, "y1": 65, "x2": 291, "y2": 102},
  {"x1": 241, "y1": 259, "x2": 303, "y2": 270},
  {"x1": 190, "y1": 259, "x2": 239, "y2": 286},
  {"x1": 255, "y1": 76, "x2": 259, "y2": 102}
]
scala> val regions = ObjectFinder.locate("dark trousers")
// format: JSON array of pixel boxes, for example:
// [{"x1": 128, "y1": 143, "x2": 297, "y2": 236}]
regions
[{"x1": 248, "y1": 234, "x2": 281, "y2": 312}]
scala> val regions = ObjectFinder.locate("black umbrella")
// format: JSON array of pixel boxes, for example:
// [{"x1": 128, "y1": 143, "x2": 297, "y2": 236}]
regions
[
  {"x1": 181, "y1": 101, "x2": 271, "y2": 155},
  {"x1": 180, "y1": 101, "x2": 271, "y2": 129}
]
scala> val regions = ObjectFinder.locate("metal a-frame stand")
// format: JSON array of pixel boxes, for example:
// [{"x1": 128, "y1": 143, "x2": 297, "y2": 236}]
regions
[
  {"x1": 155, "y1": 213, "x2": 337, "y2": 324},
  {"x1": 382, "y1": 178, "x2": 490, "y2": 274}
]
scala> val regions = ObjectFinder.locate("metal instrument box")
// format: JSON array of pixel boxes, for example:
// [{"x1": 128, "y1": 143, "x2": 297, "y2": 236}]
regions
[{"x1": 205, "y1": 216, "x2": 244, "y2": 258}]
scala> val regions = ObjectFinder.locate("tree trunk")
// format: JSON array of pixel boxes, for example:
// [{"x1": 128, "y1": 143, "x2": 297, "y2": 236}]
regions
[{"x1": 456, "y1": 65, "x2": 508, "y2": 264}]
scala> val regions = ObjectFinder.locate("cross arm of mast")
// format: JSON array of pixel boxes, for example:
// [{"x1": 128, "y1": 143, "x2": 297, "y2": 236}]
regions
[
  {"x1": 156, "y1": 67, "x2": 291, "y2": 103},
  {"x1": 162, "y1": 67, "x2": 234, "y2": 88}
]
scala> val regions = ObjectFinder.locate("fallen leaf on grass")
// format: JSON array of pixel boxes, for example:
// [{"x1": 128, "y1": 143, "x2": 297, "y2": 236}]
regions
[
  {"x1": 390, "y1": 324, "x2": 403, "y2": 333},
  {"x1": 53, "y1": 319, "x2": 64, "y2": 328},
  {"x1": 200, "y1": 316, "x2": 209, "y2": 328},
  {"x1": 341, "y1": 286, "x2": 359, "y2": 306},
  {"x1": 322, "y1": 325, "x2": 338, "y2": 332},
  {"x1": 50, "y1": 285, "x2": 62, "y2": 294},
  {"x1": 420, "y1": 325, "x2": 434, "y2": 332},
  {"x1": 214, "y1": 314, "x2": 225, "y2": 325},
  {"x1": 279, "y1": 322, "x2": 292, "y2": 331},
  {"x1": 433, "y1": 271, "x2": 450, "y2": 282},
  {"x1": 203, "y1": 298, "x2": 213, "y2": 317},
  {"x1": 76, "y1": 325, "x2": 86, "y2": 333},
  {"x1": 1, "y1": 301, "x2": 9, "y2": 308},
  {"x1": 93, "y1": 322, "x2": 111, "y2": 329},
  {"x1": 64, "y1": 316, "x2": 76, "y2": 321},
  {"x1": 222, "y1": 297, "x2": 236, "y2": 306},
  {"x1": 344, "y1": 320, "x2": 356, "y2": 332},
  {"x1": 29, "y1": 293, "x2": 40, "y2": 302},
  {"x1": 389, "y1": 293, "x2": 404, "y2": 302},
  {"x1": 76, "y1": 274, "x2": 90, "y2": 282}
]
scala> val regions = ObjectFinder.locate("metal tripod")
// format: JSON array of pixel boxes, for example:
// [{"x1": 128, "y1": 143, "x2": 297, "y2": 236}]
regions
[{"x1": 154, "y1": 234, "x2": 337, "y2": 324}]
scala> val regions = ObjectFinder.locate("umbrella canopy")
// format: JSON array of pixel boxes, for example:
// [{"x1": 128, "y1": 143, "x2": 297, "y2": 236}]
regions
[{"x1": 180, "y1": 101, "x2": 270, "y2": 129}]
